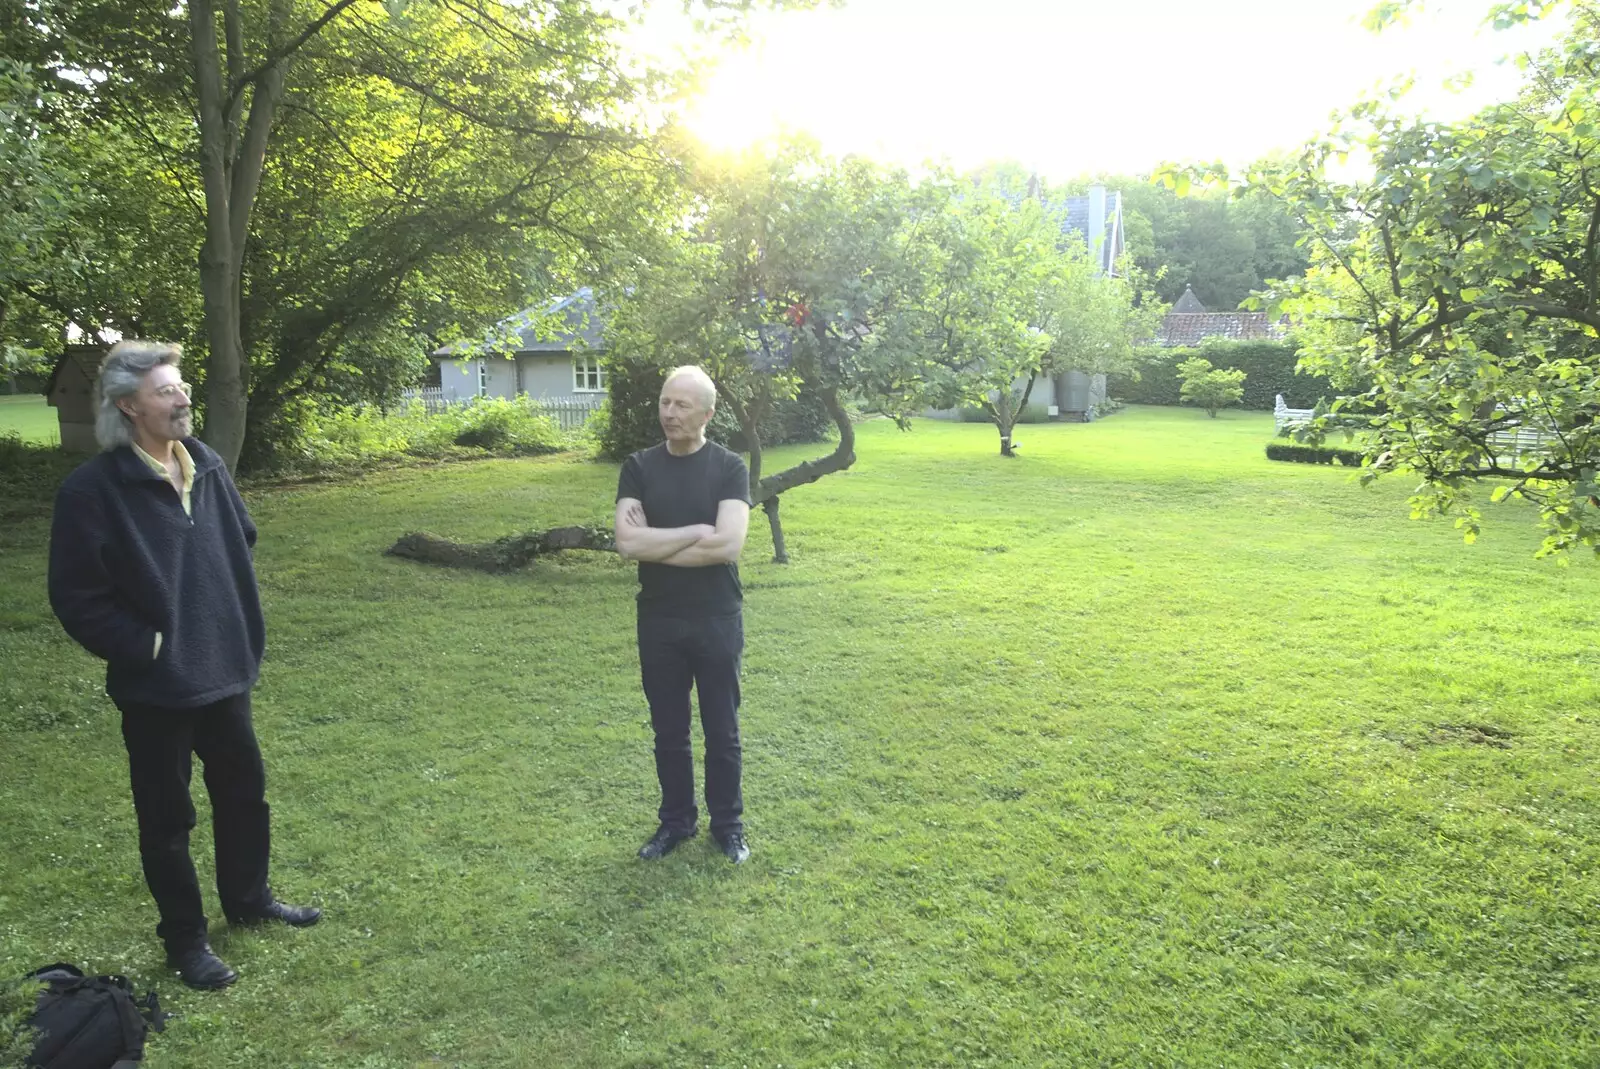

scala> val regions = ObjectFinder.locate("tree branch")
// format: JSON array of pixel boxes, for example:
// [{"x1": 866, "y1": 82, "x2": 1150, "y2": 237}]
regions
[
  {"x1": 224, "y1": 0, "x2": 364, "y2": 113},
  {"x1": 753, "y1": 384, "x2": 855, "y2": 502}
]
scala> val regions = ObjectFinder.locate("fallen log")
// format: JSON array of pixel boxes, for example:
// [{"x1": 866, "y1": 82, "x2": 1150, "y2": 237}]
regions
[{"x1": 385, "y1": 525, "x2": 616, "y2": 573}]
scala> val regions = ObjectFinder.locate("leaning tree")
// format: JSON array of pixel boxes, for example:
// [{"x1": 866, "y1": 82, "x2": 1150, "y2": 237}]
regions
[{"x1": 605, "y1": 139, "x2": 938, "y2": 562}]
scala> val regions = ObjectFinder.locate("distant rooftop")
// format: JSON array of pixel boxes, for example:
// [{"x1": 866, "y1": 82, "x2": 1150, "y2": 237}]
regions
[
  {"x1": 1172, "y1": 285, "x2": 1208, "y2": 314},
  {"x1": 432, "y1": 288, "x2": 605, "y2": 358},
  {"x1": 1157, "y1": 312, "x2": 1288, "y2": 348}
]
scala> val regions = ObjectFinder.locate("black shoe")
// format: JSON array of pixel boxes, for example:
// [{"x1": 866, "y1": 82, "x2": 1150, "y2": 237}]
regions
[
  {"x1": 230, "y1": 900, "x2": 322, "y2": 928},
  {"x1": 637, "y1": 825, "x2": 696, "y2": 860},
  {"x1": 166, "y1": 943, "x2": 237, "y2": 991},
  {"x1": 714, "y1": 831, "x2": 750, "y2": 864}
]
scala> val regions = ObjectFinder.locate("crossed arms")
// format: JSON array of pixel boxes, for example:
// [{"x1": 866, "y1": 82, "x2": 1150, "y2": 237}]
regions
[{"x1": 613, "y1": 497, "x2": 750, "y2": 566}]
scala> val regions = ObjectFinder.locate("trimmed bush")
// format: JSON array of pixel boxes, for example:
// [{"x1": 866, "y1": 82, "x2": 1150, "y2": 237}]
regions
[
  {"x1": 1111, "y1": 339, "x2": 1331, "y2": 410},
  {"x1": 1265, "y1": 441, "x2": 1364, "y2": 466}
]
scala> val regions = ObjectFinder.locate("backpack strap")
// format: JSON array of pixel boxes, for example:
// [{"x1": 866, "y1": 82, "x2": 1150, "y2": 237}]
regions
[
  {"x1": 25, "y1": 962, "x2": 86, "y2": 984},
  {"x1": 136, "y1": 987, "x2": 167, "y2": 1033},
  {"x1": 93, "y1": 975, "x2": 153, "y2": 1061}
]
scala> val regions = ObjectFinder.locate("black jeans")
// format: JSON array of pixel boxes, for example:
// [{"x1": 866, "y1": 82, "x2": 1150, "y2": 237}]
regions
[
  {"x1": 637, "y1": 611, "x2": 744, "y2": 837},
  {"x1": 115, "y1": 690, "x2": 273, "y2": 952}
]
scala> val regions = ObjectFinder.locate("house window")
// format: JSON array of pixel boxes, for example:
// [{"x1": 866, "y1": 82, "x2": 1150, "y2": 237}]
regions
[
  {"x1": 573, "y1": 354, "x2": 606, "y2": 393},
  {"x1": 477, "y1": 359, "x2": 488, "y2": 398}
]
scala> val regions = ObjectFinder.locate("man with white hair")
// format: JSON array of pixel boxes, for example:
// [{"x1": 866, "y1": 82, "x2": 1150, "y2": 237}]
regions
[
  {"x1": 48, "y1": 340, "x2": 319, "y2": 991},
  {"x1": 614, "y1": 365, "x2": 754, "y2": 863}
]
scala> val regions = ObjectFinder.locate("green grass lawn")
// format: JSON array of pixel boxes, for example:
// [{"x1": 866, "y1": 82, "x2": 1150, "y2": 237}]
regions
[
  {"x1": 2, "y1": 406, "x2": 1596, "y2": 1067},
  {"x1": 0, "y1": 394, "x2": 59, "y2": 445}
]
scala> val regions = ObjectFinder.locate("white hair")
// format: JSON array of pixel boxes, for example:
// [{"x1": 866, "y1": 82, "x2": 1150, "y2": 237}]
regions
[
  {"x1": 95, "y1": 340, "x2": 183, "y2": 451},
  {"x1": 662, "y1": 365, "x2": 717, "y2": 410}
]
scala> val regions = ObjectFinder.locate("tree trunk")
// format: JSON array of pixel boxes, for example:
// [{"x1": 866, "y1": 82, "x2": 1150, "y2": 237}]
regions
[
  {"x1": 728, "y1": 393, "x2": 786, "y2": 562},
  {"x1": 746, "y1": 384, "x2": 855, "y2": 563},
  {"x1": 189, "y1": 0, "x2": 291, "y2": 472},
  {"x1": 750, "y1": 385, "x2": 855, "y2": 501},
  {"x1": 985, "y1": 373, "x2": 1035, "y2": 457},
  {"x1": 190, "y1": 0, "x2": 248, "y2": 470},
  {"x1": 386, "y1": 525, "x2": 615, "y2": 572},
  {"x1": 762, "y1": 496, "x2": 789, "y2": 564}
]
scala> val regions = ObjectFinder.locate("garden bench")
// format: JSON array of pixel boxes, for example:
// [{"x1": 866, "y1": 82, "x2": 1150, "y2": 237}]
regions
[
  {"x1": 1486, "y1": 425, "x2": 1557, "y2": 462},
  {"x1": 1273, "y1": 393, "x2": 1314, "y2": 431}
]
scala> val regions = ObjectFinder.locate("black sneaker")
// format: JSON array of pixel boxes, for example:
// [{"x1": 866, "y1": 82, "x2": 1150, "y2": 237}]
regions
[
  {"x1": 637, "y1": 825, "x2": 696, "y2": 860},
  {"x1": 714, "y1": 831, "x2": 750, "y2": 864}
]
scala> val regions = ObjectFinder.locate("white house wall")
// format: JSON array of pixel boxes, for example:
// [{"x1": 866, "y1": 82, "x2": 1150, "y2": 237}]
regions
[
  {"x1": 439, "y1": 358, "x2": 476, "y2": 401},
  {"x1": 437, "y1": 353, "x2": 605, "y2": 402},
  {"x1": 485, "y1": 357, "x2": 517, "y2": 398},
  {"x1": 516, "y1": 354, "x2": 581, "y2": 398}
]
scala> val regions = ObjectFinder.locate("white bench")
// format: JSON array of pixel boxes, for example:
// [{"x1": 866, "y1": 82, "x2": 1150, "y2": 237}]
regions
[
  {"x1": 1487, "y1": 425, "x2": 1556, "y2": 462},
  {"x1": 1274, "y1": 394, "x2": 1314, "y2": 431},
  {"x1": 1275, "y1": 394, "x2": 1558, "y2": 461}
]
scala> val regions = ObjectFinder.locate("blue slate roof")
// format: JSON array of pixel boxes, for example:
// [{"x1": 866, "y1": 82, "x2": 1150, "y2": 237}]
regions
[{"x1": 432, "y1": 288, "x2": 605, "y2": 358}]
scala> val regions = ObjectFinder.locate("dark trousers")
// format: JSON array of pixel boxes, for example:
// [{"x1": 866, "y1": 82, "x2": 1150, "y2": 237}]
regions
[
  {"x1": 115, "y1": 691, "x2": 272, "y2": 952},
  {"x1": 638, "y1": 611, "x2": 744, "y2": 837}
]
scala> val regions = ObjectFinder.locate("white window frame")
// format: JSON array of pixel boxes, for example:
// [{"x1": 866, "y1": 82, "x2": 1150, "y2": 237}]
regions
[
  {"x1": 477, "y1": 358, "x2": 489, "y2": 398},
  {"x1": 572, "y1": 354, "x2": 606, "y2": 393}
]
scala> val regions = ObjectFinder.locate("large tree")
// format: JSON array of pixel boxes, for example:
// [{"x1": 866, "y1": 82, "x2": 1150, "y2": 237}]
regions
[
  {"x1": 1223, "y1": 0, "x2": 1600, "y2": 555},
  {"x1": 18, "y1": 0, "x2": 806, "y2": 471}
]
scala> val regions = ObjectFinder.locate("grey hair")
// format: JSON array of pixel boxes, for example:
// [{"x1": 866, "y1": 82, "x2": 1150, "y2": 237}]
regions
[
  {"x1": 95, "y1": 340, "x2": 183, "y2": 451},
  {"x1": 662, "y1": 365, "x2": 717, "y2": 411}
]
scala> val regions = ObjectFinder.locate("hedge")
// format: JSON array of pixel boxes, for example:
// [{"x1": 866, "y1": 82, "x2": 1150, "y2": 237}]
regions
[
  {"x1": 1264, "y1": 441, "x2": 1364, "y2": 466},
  {"x1": 1109, "y1": 340, "x2": 1331, "y2": 410}
]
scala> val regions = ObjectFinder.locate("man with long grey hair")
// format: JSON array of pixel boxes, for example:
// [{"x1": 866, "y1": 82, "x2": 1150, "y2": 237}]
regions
[{"x1": 48, "y1": 339, "x2": 319, "y2": 991}]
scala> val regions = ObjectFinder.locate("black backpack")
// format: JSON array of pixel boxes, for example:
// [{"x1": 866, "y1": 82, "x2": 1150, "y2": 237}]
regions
[{"x1": 18, "y1": 964, "x2": 165, "y2": 1069}]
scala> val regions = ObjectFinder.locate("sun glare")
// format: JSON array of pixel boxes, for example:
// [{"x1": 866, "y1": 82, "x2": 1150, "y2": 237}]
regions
[{"x1": 657, "y1": 0, "x2": 1566, "y2": 179}]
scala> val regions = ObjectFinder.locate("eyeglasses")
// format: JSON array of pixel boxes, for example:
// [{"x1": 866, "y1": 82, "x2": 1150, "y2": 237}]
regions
[{"x1": 150, "y1": 381, "x2": 194, "y2": 400}]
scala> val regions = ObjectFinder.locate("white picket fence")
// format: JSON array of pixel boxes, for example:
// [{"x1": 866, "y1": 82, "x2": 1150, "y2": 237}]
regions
[
  {"x1": 401, "y1": 386, "x2": 453, "y2": 414},
  {"x1": 399, "y1": 388, "x2": 603, "y2": 431},
  {"x1": 533, "y1": 395, "x2": 606, "y2": 431}
]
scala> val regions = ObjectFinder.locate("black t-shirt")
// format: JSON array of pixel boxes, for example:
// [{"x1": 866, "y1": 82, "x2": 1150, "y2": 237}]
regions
[{"x1": 616, "y1": 441, "x2": 753, "y2": 617}]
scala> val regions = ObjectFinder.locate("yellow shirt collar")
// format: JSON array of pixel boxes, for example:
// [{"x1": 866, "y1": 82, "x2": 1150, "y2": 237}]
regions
[{"x1": 133, "y1": 440, "x2": 195, "y2": 515}]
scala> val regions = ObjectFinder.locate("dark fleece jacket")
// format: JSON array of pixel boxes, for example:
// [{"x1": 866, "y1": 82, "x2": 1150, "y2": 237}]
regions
[{"x1": 48, "y1": 438, "x2": 265, "y2": 709}]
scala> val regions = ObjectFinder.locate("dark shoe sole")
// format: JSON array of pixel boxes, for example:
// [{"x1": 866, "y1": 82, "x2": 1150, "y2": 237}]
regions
[
  {"x1": 229, "y1": 906, "x2": 322, "y2": 928},
  {"x1": 167, "y1": 957, "x2": 238, "y2": 990},
  {"x1": 638, "y1": 831, "x2": 697, "y2": 860},
  {"x1": 175, "y1": 969, "x2": 237, "y2": 991}
]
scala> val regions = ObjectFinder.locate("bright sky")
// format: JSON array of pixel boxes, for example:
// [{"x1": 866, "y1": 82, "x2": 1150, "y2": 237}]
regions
[{"x1": 634, "y1": 0, "x2": 1566, "y2": 180}]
